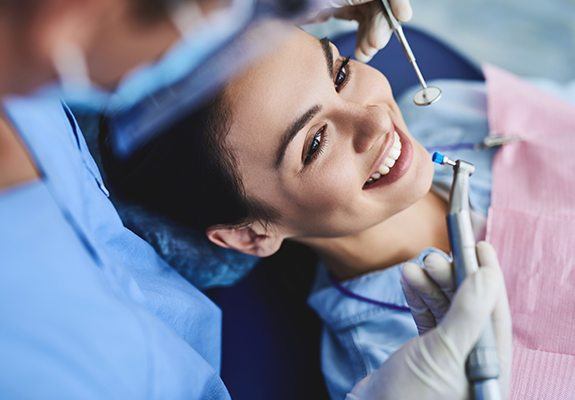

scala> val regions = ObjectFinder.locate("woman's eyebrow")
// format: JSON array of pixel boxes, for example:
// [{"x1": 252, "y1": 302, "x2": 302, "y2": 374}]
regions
[
  {"x1": 275, "y1": 104, "x2": 322, "y2": 168},
  {"x1": 319, "y1": 37, "x2": 334, "y2": 78},
  {"x1": 273, "y1": 39, "x2": 332, "y2": 169}
]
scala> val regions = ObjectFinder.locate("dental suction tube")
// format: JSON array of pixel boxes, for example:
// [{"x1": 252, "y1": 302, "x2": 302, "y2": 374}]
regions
[{"x1": 432, "y1": 153, "x2": 501, "y2": 400}]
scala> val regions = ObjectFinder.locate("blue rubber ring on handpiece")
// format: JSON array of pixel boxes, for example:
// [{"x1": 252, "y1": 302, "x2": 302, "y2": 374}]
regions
[{"x1": 432, "y1": 151, "x2": 445, "y2": 165}]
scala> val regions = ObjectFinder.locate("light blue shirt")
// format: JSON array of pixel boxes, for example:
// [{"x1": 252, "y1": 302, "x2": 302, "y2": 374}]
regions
[
  {"x1": 309, "y1": 80, "x2": 497, "y2": 400},
  {"x1": 0, "y1": 96, "x2": 230, "y2": 399}
]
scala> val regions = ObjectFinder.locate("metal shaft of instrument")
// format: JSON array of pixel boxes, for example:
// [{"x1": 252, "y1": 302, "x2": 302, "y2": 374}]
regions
[
  {"x1": 393, "y1": 26, "x2": 428, "y2": 89},
  {"x1": 379, "y1": 0, "x2": 440, "y2": 106}
]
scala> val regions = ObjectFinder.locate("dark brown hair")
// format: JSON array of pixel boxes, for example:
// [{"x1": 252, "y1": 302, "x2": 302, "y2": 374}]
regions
[{"x1": 101, "y1": 93, "x2": 278, "y2": 233}]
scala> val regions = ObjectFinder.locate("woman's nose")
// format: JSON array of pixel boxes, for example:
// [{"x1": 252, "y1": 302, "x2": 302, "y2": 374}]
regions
[{"x1": 350, "y1": 104, "x2": 394, "y2": 154}]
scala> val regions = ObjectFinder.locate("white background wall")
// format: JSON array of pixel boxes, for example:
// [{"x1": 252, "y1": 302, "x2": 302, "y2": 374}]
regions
[{"x1": 410, "y1": 0, "x2": 575, "y2": 82}]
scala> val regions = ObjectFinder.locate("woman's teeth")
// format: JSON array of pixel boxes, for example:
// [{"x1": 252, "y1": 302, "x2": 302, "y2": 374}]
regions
[{"x1": 366, "y1": 131, "x2": 402, "y2": 185}]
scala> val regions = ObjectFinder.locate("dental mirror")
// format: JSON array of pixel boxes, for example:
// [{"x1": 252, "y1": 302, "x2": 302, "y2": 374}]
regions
[
  {"x1": 379, "y1": 0, "x2": 442, "y2": 107},
  {"x1": 413, "y1": 86, "x2": 442, "y2": 106}
]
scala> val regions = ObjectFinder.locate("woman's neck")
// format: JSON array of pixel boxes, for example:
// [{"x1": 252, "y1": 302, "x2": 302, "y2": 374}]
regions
[{"x1": 302, "y1": 191, "x2": 450, "y2": 280}]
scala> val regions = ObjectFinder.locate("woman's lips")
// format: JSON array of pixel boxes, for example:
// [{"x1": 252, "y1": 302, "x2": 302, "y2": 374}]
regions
[{"x1": 362, "y1": 126, "x2": 413, "y2": 190}]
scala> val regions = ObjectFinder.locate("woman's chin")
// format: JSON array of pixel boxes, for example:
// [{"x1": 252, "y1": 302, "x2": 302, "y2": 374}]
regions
[
  {"x1": 416, "y1": 141, "x2": 435, "y2": 189},
  {"x1": 409, "y1": 145, "x2": 435, "y2": 205}
]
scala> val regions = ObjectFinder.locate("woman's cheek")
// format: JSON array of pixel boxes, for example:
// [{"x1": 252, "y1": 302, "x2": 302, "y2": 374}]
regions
[
  {"x1": 292, "y1": 164, "x2": 357, "y2": 218},
  {"x1": 314, "y1": 168, "x2": 357, "y2": 210}
]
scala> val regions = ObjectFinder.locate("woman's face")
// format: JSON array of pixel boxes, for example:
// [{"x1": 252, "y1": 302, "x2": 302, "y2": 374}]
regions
[{"x1": 225, "y1": 27, "x2": 434, "y2": 239}]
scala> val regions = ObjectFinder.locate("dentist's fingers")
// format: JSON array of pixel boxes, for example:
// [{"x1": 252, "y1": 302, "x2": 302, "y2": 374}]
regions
[
  {"x1": 476, "y1": 241, "x2": 512, "y2": 398},
  {"x1": 329, "y1": 2, "x2": 394, "y2": 63},
  {"x1": 476, "y1": 241, "x2": 499, "y2": 272},
  {"x1": 358, "y1": 0, "x2": 412, "y2": 62},
  {"x1": 390, "y1": 0, "x2": 413, "y2": 22},
  {"x1": 328, "y1": 0, "x2": 413, "y2": 21},
  {"x1": 332, "y1": 2, "x2": 392, "y2": 63},
  {"x1": 401, "y1": 266, "x2": 436, "y2": 335},
  {"x1": 402, "y1": 261, "x2": 451, "y2": 323},
  {"x1": 353, "y1": 13, "x2": 374, "y2": 62},
  {"x1": 423, "y1": 252, "x2": 455, "y2": 300},
  {"x1": 436, "y1": 261, "x2": 504, "y2": 360},
  {"x1": 355, "y1": 6, "x2": 392, "y2": 62}
]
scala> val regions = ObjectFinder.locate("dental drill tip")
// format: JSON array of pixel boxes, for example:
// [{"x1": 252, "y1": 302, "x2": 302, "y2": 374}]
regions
[
  {"x1": 432, "y1": 152, "x2": 456, "y2": 166},
  {"x1": 432, "y1": 152, "x2": 444, "y2": 164}
]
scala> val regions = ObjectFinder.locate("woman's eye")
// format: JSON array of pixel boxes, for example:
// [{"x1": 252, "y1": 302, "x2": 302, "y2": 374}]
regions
[
  {"x1": 335, "y1": 57, "x2": 351, "y2": 92},
  {"x1": 304, "y1": 124, "x2": 327, "y2": 164}
]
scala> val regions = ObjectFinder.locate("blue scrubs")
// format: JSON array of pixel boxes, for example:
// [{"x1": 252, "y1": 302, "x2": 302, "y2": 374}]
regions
[{"x1": 0, "y1": 95, "x2": 230, "y2": 399}]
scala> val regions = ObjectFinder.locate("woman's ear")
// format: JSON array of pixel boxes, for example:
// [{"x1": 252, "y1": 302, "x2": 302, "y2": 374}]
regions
[{"x1": 206, "y1": 222, "x2": 284, "y2": 258}]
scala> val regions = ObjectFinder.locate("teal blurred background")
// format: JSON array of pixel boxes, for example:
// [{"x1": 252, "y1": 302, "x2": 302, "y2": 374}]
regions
[{"x1": 307, "y1": 0, "x2": 575, "y2": 82}]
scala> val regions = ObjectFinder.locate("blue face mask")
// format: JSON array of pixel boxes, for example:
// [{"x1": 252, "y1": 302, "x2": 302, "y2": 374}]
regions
[
  {"x1": 46, "y1": 0, "x2": 256, "y2": 114},
  {"x1": 47, "y1": 0, "x2": 312, "y2": 158}
]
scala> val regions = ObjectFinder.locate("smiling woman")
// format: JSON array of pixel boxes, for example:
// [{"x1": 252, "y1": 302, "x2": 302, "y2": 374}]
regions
[
  {"x1": 102, "y1": 24, "x2": 454, "y2": 399},
  {"x1": 105, "y1": 26, "x2": 444, "y2": 270}
]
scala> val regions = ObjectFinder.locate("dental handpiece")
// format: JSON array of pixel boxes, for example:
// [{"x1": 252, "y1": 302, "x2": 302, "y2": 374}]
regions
[
  {"x1": 432, "y1": 152, "x2": 501, "y2": 400},
  {"x1": 378, "y1": 0, "x2": 441, "y2": 106}
]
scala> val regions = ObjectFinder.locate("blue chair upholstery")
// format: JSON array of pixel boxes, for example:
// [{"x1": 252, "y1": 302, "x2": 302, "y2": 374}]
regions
[
  {"x1": 341, "y1": 25, "x2": 483, "y2": 97},
  {"x1": 207, "y1": 26, "x2": 483, "y2": 400}
]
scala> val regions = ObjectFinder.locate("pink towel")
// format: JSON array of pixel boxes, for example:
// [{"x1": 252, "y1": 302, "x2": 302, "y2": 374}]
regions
[{"x1": 485, "y1": 65, "x2": 575, "y2": 399}]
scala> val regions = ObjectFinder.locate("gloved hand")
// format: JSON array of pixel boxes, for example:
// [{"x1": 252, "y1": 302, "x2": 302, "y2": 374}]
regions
[
  {"x1": 346, "y1": 242, "x2": 512, "y2": 400},
  {"x1": 401, "y1": 251, "x2": 455, "y2": 336},
  {"x1": 313, "y1": 0, "x2": 412, "y2": 62}
]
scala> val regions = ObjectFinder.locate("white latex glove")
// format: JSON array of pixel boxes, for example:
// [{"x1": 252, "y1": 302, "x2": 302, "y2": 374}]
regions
[
  {"x1": 401, "y1": 251, "x2": 455, "y2": 335},
  {"x1": 347, "y1": 242, "x2": 512, "y2": 400},
  {"x1": 315, "y1": 0, "x2": 412, "y2": 62}
]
